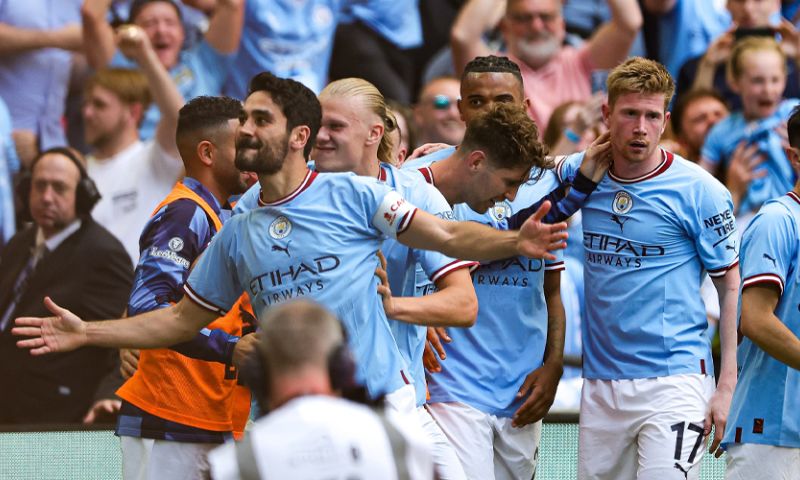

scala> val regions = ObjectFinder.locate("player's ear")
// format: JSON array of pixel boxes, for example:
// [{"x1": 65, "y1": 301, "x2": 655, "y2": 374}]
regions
[
  {"x1": 195, "y1": 140, "x2": 214, "y2": 167},
  {"x1": 289, "y1": 125, "x2": 311, "y2": 152},
  {"x1": 785, "y1": 146, "x2": 800, "y2": 171},
  {"x1": 661, "y1": 111, "x2": 671, "y2": 137},
  {"x1": 365, "y1": 122, "x2": 383, "y2": 147},
  {"x1": 466, "y1": 149, "x2": 487, "y2": 171}
]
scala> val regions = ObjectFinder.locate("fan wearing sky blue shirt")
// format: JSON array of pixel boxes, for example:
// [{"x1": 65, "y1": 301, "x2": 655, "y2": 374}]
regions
[
  {"x1": 555, "y1": 58, "x2": 740, "y2": 480},
  {"x1": 700, "y1": 36, "x2": 799, "y2": 221},
  {"x1": 13, "y1": 73, "x2": 568, "y2": 421},
  {"x1": 722, "y1": 106, "x2": 800, "y2": 480}
]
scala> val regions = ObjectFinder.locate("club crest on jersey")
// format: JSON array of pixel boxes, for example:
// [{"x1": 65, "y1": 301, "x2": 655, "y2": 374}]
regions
[
  {"x1": 269, "y1": 216, "x2": 292, "y2": 239},
  {"x1": 168, "y1": 237, "x2": 184, "y2": 252},
  {"x1": 612, "y1": 191, "x2": 633, "y2": 215},
  {"x1": 489, "y1": 201, "x2": 512, "y2": 223}
]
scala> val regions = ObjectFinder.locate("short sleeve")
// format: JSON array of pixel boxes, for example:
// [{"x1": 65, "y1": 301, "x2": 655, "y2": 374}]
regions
[
  {"x1": 555, "y1": 152, "x2": 585, "y2": 185},
  {"x1": 184, "y1": 216, "x2": 245, "y2": 315},
  {"x1": 700, "y1": 122, "x2": 726, "y2": 167},
  {"x1": 690, "y1": 180, "x2": 739, "y2": 277},
  {"x1": 128, "y1": 200, "x2": 209, "y2": 315},
  {"x1": 545, "y1": 247, "x2": 566, "y2": 271},
  {"x1": 412, "y1": 183, "x2": 476, "y2": 282},
  {"x1": 146, "y1": 141, "x2": 183, "y2": 182},
  {"x1": 350, "y1": 176, "x2": 418, "y2": 238},
  {"x1": 740, "y1": 203, "x2": 796, "y2": 295}
]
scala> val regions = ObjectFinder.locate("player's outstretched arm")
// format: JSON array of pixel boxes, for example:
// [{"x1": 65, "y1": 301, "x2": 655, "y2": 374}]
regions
[
  {"x1": 14, "y1": 296, "x2": 217, "y2": 355},
  {"x1": 399, "y1": 201, "x2": 567, "y2": 261},
  {"x1": 706, "y1": 266, "x2": 740, "y2": 457}
]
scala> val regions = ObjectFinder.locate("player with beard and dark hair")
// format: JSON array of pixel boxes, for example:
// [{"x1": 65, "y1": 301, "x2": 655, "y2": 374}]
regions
[{"x1": 14, "y1": 72, "x2": 568, "y2": 429}]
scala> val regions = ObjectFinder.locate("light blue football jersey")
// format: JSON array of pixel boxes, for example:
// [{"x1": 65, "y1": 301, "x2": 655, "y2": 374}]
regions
[
  {"x1": 409, "y1": 155, "x2": 566, "y2": 417},
  {"x1": 379, "y1": 164, "x2": 475, "y2": 407},
  {"x1": 184, "y1": 170, "x2": 417, "y2": 397},
  {"x1": 724, "y1": 191, "x2": 800, "y2": 449},
  {"x1": 558, "y1": 150, "x2": 739, "y2": 380},
  {"x1": 702, "y1": 99, "x2": 800, "y2": 216},
  {"x1": 231, "y1": 164, "x2": 472, "y2": 405}
]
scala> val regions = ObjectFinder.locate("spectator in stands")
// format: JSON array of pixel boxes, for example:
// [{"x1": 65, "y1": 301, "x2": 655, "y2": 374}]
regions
[
  {"x1": 0, "y1": 0, "x2": 83, "y2": 166},
  {"x1": 701, "y1": 37, "x2": 798, "y2": 221},
  {"x1": 542, "y1": 93, "x2": 605, "y2": 156},
  {"x1": 208, "y1": 300, "x2": 436, "y2": 480},
  {"x1": 0, "y1": 147, "x2": 132, "y2": 425},
  {"x1": 387, "y1": 100, "x2": 415, "y2": 166},
  {"x1": 0, "y1": 97, "x2": 19, "y2": 249},
  {"x1": 675, "y1": 0, "x2": 800, "y2": 110},
  {"x1": 641, "y1": 0, "x2": 730, "y2": 78},
  {"x1": 224, "y1": 0, "x2": 343, "y2": 98},
  {"x1": 451, "y1": 0, "x2": 641, "y2": 129},
  {"x1": 82, "y1": 0, "x2": 243, "y2": 139},
  {"x1": 328, "y1": 0, "x2": 423, "y2": 104},
  {"x1": 83, "y1": 24, "x2": 184, "y2": 264},
  {"x1": 669, "y1": 89, "x2": 729, "y2": 162},
  {"x1": 414, "y1": 76, "x2": 466, "y2": 148}
]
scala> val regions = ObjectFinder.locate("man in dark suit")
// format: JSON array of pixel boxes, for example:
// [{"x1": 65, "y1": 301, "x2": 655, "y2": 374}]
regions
[{"x1": 0, "y1": 147, "x2": 133, "y2": 425}]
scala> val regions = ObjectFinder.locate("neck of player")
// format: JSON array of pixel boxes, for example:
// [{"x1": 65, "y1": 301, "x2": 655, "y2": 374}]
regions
[{"x1": 258, "y1": 154, "x2": 311, "y2": 204}]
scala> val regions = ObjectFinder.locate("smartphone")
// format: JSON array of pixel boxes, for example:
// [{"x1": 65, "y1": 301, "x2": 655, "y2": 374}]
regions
[{"x1": 734, "y1": 27, "x2": 775, "y2": 41}]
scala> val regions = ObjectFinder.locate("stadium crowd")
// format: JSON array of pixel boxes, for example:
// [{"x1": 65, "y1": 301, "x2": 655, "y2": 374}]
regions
[{"x1": 2, "y1": 0, "x2": 800, "y2": 478}]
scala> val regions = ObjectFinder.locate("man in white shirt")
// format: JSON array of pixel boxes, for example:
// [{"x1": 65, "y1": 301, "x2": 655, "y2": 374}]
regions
[
  {"x1": 208, "y1": 300, "x2": 436, "y2": 480},
  {"x1": 83, "y1": 24, "x2": 183, "y2": 263}
]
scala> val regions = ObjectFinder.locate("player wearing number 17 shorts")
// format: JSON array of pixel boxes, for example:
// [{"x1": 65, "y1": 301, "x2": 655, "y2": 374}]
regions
[{"x1": 556, "y1": 58, "x2": 740, "y2": 480}]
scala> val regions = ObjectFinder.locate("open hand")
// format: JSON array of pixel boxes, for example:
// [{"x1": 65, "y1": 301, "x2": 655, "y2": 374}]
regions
[
  {"x1": 517, "y1": 201, "x2": 568, "y2": 260},
  {"x1": 13, "y1": 296, "x2": 88, "y2": 355}
]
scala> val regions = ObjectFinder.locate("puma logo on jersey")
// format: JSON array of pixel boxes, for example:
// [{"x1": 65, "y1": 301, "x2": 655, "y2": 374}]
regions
[
  {"x1": 272, "y1": 240, "x2": 292, "y2": 258},
  {"x1": 725, "y1": 242, "x2": 737, "y2": 253},
  {"x1": 674, "y1": 462, "x2": 692, "y2": 479},
  {"x1": 610, "y1": 214, "x2": 630, "y2": 233},
  {"x1": 763, "y1": 253, "x2": 777, "y2": 268}
]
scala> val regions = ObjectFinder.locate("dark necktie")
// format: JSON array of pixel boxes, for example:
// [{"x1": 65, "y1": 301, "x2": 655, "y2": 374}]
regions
[{"x1": 0, "y1": 244, "x2": 47, "y2": 331}]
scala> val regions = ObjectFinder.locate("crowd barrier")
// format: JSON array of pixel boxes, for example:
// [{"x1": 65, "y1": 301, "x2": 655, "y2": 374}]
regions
[{"x1": 0, "y1": 418, "x2": 728, "y2": 479}]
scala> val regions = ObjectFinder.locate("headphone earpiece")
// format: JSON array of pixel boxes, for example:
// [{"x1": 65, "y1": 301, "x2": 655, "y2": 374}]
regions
[{"x1": 15, "y1": 147, "x2": 101, "y2": 221}]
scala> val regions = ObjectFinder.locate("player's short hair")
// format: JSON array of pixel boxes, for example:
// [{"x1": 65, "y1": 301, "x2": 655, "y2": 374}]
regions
[
  {"x1": 607, "y1": 57, "x2": 675, "y2": 111},
  {"x1": 320, "y1": 78, "x2": 397, "y2": 165},
  {"x1": 258, "y1": 300, "x2": 345, "y2": 375},
  {"x1": 462, "y1": 55, "x2": 524, "y2": 90},
  {"x1": 176, "y1": 96, "x2": 243, "y2": 165},
  {"x1": 461, "y1": 102, "x2": 551, "y2": 178},
  {"x1": 670, "y1": 89, "x2": 728, "y2": 138},
  {"x1": 85, "y1": 68, "x2": 152, "y2": 109},
  {"x1": 787, "y1": 106, "x2": 800, "y2": 149},
  {"x1": 248, "y1": 72, "x2": 322, "y2": 159},
  {"x1": 727, "y1": 36, "x2": 786, "y2": 82}
]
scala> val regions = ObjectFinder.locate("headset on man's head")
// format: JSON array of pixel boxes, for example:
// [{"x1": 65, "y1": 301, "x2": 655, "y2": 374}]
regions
[
  {"x1": 15, "y1": 147, "x2": 102, "y2": 221},
  {"x1": 238, "y1": 321, "x2": 374, "y2": 416}
]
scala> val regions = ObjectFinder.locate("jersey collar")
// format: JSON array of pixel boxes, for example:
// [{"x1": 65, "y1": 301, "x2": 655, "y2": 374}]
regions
[
  {"x1": 788, "y1": 190, "x2": 800, "y2": 206},
  {"x1": 258, "y1": 170, "x2": 318, "y2": 207},
  {"x1": 608, "y1": 149, "x2": 673, "y2": 184}
]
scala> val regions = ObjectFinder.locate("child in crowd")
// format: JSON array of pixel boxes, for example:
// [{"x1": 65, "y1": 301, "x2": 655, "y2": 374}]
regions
[{"x1": 701, "y1": 36, "x2": 799, "y2": 224}]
